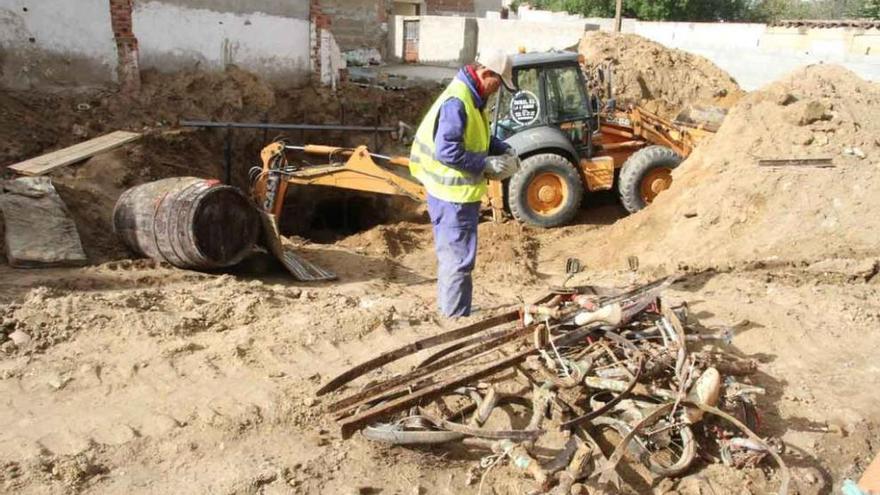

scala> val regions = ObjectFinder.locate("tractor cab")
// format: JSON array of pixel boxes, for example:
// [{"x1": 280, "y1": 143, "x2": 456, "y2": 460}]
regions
[
  {"x1": 489, "y1": 51, "x2": 684, "y2": 228},
  {"x1": 492, "y1": 52, "x2": 599, "y2": 162},
  {"x1": 489, "y1": 51, "x2": 608, "y2": 227}
]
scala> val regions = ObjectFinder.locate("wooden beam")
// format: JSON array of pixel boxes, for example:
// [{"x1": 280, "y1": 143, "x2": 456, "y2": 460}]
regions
[
  {"x1": 614, "y1": 0, "x2": 623, "y2": 32},
  {"x1": 8, "y1": 131, "x2": 141, "y2": 176}
]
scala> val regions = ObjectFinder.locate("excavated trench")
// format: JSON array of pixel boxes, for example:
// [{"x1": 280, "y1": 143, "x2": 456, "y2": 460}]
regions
[
  {"x1": 279, "y1": 187, "x2": 399, "y2": 244},
  {"x1": 0, "y1": 75, "x2": 439, "y2": 263}
]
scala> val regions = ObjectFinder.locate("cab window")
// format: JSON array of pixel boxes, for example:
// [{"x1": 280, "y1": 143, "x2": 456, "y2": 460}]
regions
[
  {"x1": 493, "y1": 67, "x2": 542, "y2": 138},
  {"x1": 545, "y1": 66, "x2": 589, "y2": 122}
]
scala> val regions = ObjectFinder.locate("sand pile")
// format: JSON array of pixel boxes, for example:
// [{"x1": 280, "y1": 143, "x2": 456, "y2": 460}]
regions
[
  {"x1": 578, "y1": 32, "x2": 744, "y2": 118},
  {"x1": 336, "y1": 220, "x2": 538, "y2": 283},
  {"x1": 475, "y1": 222, "x2": 538, "y2": 282},
  {"x1": 136, "y1": 66, "x2": 276, "y2": 122},
  {"x1": 0, "y1": 66, "x2": 277, "y2": 169},
  {"x1": 578, "y1": 64, "x2": 880, "y2": 271},
  {"x1": 1, "y1": 66, "x2": 437, "y2": 170},
  {"x1": 338, "y1": 222, "x2": 430, "y2": 257}
]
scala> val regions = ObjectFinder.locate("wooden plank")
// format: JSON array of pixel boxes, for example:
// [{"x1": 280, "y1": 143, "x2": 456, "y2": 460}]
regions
[{"x1": 8, "y1": 131, "x2": 141, "y2": 176}]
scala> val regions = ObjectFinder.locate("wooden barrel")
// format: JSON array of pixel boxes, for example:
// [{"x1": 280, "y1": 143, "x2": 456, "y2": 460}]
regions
[{"x1": 113, "y1": 177, "x2": 260, "y2": 269}]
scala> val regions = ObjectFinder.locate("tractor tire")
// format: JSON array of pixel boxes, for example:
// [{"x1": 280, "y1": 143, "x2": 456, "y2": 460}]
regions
[
  {"x1": 508, "y1": 153, "x2": 583, "y2": 228},
  {"x1": 618, "y1": 145, "x2": 683, "y2": 214}
]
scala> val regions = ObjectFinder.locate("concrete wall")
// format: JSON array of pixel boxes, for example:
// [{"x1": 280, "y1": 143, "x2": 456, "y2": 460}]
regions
[
  {"x1": 315, "y1": 0, "x2": 390, "y2": 53},
  {"x1": 390, "y1": 15, "x2": 595, "y2": 65},
  {"x1": 409, "y1": 15, "x2": 473, "y2": 65},
  {"x1": 423, "y1": 0, "x2": 503, "y2": 16},
  {"x1": 626, "y1": 21, "x2": 880, "y2": 90},
  {"x1": 426, "y1": 0, "x2": 473, "y2": 15},
  {"x1": 477, "y1": 18, "x2": 596, "y2": 55},
  {"x1": 133, "y1": 0, "x2": 310, "y2": 85},
  {"x1": 0, "y1": 0, "x2": 313, "y2": 88},
  {"x1": 513, "y1": 9, "x2": 880, "y2": 89},
  {"x1": 0, "y1": 0, "x2": 118, "y2": 88},
  {"x1": 474, "y1": 0, "x2": 503, "y2": 16}
]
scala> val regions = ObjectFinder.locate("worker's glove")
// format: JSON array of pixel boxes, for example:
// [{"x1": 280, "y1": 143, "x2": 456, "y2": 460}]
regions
[
  {"x1": 503, "y1": 148, "x2": 521, "y2": 173},
  {"x1": 483, "y1": 150, "x2": 520, "y2": 181}
]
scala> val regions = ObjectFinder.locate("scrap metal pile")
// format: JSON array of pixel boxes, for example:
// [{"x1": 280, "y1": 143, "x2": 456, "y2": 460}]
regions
[{"x1": 318, "y1": 277, "x2": 790, "y2": 494}]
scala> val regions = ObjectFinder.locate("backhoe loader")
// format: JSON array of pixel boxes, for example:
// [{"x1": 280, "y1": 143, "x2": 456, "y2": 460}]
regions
[{"x1": 248, "y1": 51, "x2": 718, "y2": 280}]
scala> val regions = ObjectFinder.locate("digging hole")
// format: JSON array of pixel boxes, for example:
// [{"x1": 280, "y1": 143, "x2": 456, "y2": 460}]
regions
[{"x1": 278, "y1": 187, "x2": 397, "y2": 243}]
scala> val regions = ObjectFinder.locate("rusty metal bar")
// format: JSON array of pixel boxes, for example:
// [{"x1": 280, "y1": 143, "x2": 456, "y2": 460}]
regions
[
  {"x1": 757, "y1": 158, "x2": 834, "y2": 168},
  {"x1": 560, "y1": 356, "x2": 643, "y2": 428},
  {"x1": 330, "y1": 322, "x2": 536, "y2": 415},
  {"x1": 180, "y1": 120, "x2": 396, "y2": 133},
  {"x1": 318, "y1": 292, "x2": 554, "y2": 396},
  {"x1": 339, "y1": 346, "x2": 535, "y2": 438},
  {"x1": 338, "y1": 324, "x2": 600, "y2": 438},
  {"x1": 318, "y1": 311, "x2": 519, "y2": 396}
]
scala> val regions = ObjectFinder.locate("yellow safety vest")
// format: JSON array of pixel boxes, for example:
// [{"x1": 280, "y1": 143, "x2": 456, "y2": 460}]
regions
[{"x1": 409, "y1": 79, "x2": 489, "y2": 203}]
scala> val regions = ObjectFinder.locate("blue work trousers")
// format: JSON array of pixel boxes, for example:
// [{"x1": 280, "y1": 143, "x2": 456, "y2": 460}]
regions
[{"x1": 427, "y1": 195, "x2": 480, "y2": 317}]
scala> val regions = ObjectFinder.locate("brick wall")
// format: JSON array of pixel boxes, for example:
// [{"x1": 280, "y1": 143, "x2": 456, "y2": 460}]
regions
[
  {"x1": 311, "y1": 0, "x2": 392, "y2": 53},
  {"x1": 426, "y1": 0, "x2": 475, "y2": 15},
  {"x1": 109, "y1": 0, "x2": 140, "y2": 93}
]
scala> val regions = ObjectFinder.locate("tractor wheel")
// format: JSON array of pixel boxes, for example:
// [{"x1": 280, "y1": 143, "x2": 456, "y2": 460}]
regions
[
  {"x1": 618, "y1": 145, "x2": 682, "y2": 214},
  {"x1": 508, "y1": 153, "x2": 583, "y2": 228}
]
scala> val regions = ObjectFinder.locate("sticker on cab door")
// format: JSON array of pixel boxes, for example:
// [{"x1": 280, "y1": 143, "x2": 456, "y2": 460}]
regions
[{"x1": 510, "y1": 90, "x2": 540, "y2": 126}]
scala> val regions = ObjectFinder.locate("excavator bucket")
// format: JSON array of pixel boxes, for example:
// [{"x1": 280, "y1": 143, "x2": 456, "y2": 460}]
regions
[
  {"x1": 674, "y1": 105, "x2": 727, "y2": 133},
  {"x1": 259, "y1": 210, "x2": 336, "y2": 282}
]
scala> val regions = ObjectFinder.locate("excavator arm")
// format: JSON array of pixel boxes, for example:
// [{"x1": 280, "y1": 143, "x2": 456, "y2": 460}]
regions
[{"x1": 250, "y1": 141, "x2": 505, "y2": 281}]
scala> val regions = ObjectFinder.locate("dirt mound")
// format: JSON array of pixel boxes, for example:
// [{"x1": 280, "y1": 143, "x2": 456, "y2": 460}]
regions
[
  {"x1": 335, "y1": 219, "x2": 539, "y2": 284},
  {"x1": 476, "y1": 221, "x2": 538, "y2": 282},
  {"x1": 572, "y1": 64, "x2": 880, "y2": 271},
  {"x1": 578, "y1": 32, "x2": 744, "y2": 118},
  {"x1": 338, "y1": 222, "x2": 430, "y2": 257},
  {"x1": 137, "y1": 66, "x2": 276, "y2": 122},
  {"x1": 0, "y1": 66, "x2": 277, "y2": 170},
  {"x1": 1, "y1": 66, "x2": 440, "y2": 264}
]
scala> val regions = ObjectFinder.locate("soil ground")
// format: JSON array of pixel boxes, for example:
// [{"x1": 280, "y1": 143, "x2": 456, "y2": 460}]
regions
[
  {"x1": 1, "y1": 237, "x2": 877, "y2": 494},
  {"x1": 1, "y1": 59, "x2": 879, "y2": 494}
]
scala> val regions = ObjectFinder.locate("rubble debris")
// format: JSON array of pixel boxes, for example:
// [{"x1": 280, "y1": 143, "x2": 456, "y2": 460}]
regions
[
  {"x1": 8, "y1": 329, "x2": 31, "y2": 347},
  {"x1": 322, "y1": 277, "x2": 788, "y2": 494},
  {"x1": 343, "y1": 48, "x2": 382, "y2": 67},
  {"x1": 0, "y1": 177, "x2": 87, "y2": 267}
]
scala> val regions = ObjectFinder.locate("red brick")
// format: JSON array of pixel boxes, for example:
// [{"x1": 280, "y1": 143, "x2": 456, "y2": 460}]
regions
[{"x1": 108, "y1": 0, "x2": 140, "y2": 94}]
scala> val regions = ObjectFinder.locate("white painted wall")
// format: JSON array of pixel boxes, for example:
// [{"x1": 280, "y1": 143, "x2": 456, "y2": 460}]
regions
[
  {"x1": 627, "y1": 21, "x2": 880, "y2": 90},
  {"x1": 517, "y1": 5, "x2": 583, "y2": 22},
  {"x1": 476, "y1": 18, "x2": 596, "y2": 55},
  {"x1": 418, "y1": 16, "x2": 469, "y2": 65},
  {"x1": 0, "y1": 0, "x2": 117, "y2": 88},
  {"x1": 390, "y1": 15, "x2": 596, "y2": 65},
  {"x1": 530, "y1": 13, "x2": 879, "y2": 90},
  {"x1": 513, "y1": 9, "x2": 880, "y2": 89},
  {"x1": 133, "y1": 1, "x2": 310, "y2": 85},
  {"x1": 391, "y1": 15, "x2": 470, "y2": 65}
]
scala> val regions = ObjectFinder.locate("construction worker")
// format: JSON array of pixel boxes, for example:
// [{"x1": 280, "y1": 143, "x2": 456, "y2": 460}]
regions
[{"x1": 409, "y1": 49, "x2": 520, "y2": 318}]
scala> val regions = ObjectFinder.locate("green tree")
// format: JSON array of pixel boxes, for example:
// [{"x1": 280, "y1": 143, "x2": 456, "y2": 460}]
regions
[
  {"x1": 518, "y1": 0, "x2": 749, "y2": 21},
  {"x1": 747, "y1": 0, "x2": 878, "y2": 21},
  {"x1": 857, "y1": 0, "x2": 880, "y2": 17},
  {"x1": 514, "y1": 0, "x2": 879, "y2": 21}
]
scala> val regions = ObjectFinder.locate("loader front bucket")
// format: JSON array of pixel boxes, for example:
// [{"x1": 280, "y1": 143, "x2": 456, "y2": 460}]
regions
[
  {"x1": 673, "y1": 105, "x2": 727, "y2": 133},
  {"x1": 259, "y1": 210, "x2": 337, "y2": 282}
]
